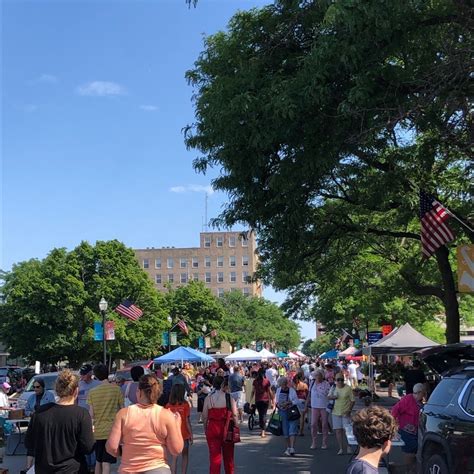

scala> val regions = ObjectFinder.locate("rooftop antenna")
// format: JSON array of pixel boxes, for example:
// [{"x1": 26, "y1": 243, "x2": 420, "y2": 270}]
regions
[{"x1": 204, "y1": 192, "x2": 209, "y2": 232}]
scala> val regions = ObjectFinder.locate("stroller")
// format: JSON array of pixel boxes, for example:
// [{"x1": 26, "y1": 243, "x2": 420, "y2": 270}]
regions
[{"x1": 243, "y1": 402, "x2": 257, "y2": 430}]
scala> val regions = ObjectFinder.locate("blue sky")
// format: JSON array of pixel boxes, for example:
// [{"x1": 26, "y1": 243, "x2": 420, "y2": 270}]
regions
[{"x1": 1, "y1": 0, "x2": 315, "y2": 341}]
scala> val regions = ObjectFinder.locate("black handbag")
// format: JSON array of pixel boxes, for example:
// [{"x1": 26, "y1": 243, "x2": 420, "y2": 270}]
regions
[{"x1": 288, "y1": 404, "x2": 301, "y2": 422}]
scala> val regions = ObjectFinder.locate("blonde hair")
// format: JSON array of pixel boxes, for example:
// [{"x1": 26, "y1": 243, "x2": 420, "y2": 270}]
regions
[{"x1": 55, "y1": 370, "x2": 79, "y2": 398}]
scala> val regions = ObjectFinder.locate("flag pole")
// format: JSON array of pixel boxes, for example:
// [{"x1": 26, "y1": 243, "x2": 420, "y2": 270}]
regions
[{"x1": 435, "y1": 200, "x2": 474, "y2": 234}]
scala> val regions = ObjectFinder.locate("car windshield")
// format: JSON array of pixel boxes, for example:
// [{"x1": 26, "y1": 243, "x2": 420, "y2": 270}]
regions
[
  {"x1": 428, "y1": 378, "x2": 464, "y2": 406},
  {"x1": 25, "y1": 375, "x2": 57, "y2": 391}
]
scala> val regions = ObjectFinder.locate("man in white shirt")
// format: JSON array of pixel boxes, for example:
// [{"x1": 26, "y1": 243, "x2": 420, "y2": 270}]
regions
[
  {"x1": 348, "y1": 360, "x2": 358, "y2": 389},
  {"x1": 265, "y1": 364, "x2": 279, "y2": 392},
  {"x1": 0, "y1": 382, "x2": 11, "y2": 417}
]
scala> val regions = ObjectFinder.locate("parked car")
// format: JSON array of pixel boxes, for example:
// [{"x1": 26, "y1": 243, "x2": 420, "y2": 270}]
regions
[
  {"x1": 417, "y1": 343, "x2": 474, "y2": 474},
  {"x1": 110, "y1": 367, "x2": 151, "y2": 383}
]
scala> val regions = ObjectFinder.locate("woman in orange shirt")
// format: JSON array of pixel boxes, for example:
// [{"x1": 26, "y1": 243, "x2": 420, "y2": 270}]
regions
[
  {"x1": 166, "y1": 384, "x2": 193, "y2": 474},
  {"x1": 106, "y1": 374, "x2": 183, "y2": 474}
]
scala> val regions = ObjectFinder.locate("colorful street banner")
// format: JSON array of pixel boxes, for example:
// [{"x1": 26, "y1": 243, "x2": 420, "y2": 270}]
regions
[
  {"x1": 105, "y1": 321, "x2": 115, "y2": 341},
  {"x1": 457, "y1": 245, "x2": 474, "y2": 293},
  {"x1": 162, "y1": 332, "x2": 169, "y2": 347},
  {"x1": 170, "y1": 332, "x2": 178, "y2": 346},
  {"x1": 198, "y1": 336, "x2": 205, "y2": 349},
  {"x1": 205, "y1": 336, "x2": 211, "y2": 348},
  {"x1": 94, "y1": 322, "x2": 103, "y2": 341},
  {"x1": 256, "y1": 341, "x2": 263, "y2": 351}
]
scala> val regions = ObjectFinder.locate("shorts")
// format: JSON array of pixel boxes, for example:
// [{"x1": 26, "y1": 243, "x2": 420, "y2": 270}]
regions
[
  {"x1": 399, "y1": 429, "x2": 418, "y2": 454},
  {"x1": 230, "y1": 391, "x2": 243, "y2": 409},
  {"x1": 331, "y1": 414, "x2": 350, "y2": 430},
  {"x1": 137, "y1": 468, "x2": 171, "y2": 474},
  {"x1": 95, "y1": 439, "x2": 117, "y2": 464}
]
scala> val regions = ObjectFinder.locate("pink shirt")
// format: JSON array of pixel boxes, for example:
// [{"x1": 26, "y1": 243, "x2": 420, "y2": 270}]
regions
[
  {"x1": 108, "y1": 404, "x2": 168, "y2": 473},
  {"x1": 391, "y1": 394, "x2": 422, "y2": 434}
]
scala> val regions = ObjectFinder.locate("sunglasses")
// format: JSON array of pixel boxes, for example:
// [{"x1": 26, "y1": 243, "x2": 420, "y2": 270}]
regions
[
  {"x1": 336, "y1": 379, "x2": 344, "y2": 382},
  {"x1": 33, "y1": 385, "x2": 42, "y2": 388}
]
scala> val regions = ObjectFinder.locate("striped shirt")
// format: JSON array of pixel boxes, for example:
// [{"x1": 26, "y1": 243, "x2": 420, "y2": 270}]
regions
[{"x1": 87, "y1": 383, "x2": 124, "y2": 440}]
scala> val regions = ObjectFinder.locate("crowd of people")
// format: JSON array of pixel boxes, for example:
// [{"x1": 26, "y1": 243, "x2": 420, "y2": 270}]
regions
[{"x1": 1, "y1": 355, "x2": 430, "y2": 474}]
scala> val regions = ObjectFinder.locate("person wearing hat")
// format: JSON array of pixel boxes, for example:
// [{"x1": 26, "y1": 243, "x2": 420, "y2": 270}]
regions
[{"x1": 77, "y1": 364, "x2": 100, "y2": 474}]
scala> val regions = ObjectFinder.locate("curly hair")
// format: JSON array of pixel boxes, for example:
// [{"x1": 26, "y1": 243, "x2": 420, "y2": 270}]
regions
[
  {"x1": 55, "y1": 369, "x2": 79, "y2": 398},
  {"x1": 352, "y1": 406, "x2": 398, "y2": 449}
]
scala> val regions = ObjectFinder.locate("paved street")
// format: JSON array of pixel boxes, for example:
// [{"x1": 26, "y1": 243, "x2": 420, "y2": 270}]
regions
[{"x1": 1, "y1": 391, "x2": 404, "y2": 473}]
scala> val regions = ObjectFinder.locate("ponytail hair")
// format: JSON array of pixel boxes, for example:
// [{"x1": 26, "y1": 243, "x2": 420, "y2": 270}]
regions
[{"x1": 138, "y1": 374, "x2": 161, "y2": 404}]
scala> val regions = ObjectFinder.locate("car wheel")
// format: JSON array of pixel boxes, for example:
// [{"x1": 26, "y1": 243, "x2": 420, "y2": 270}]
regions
[{"x1": 424, "y1": 453, "x2": 449, "y2": 474}]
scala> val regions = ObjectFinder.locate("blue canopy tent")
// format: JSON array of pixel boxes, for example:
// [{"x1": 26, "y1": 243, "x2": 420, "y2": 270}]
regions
[
  {"x1": 319, "y1": 349, "x2": 339, "y2": 359},
  {"x1": 276, "y1": 351, "x2": 288, "y2": 358},
  {"x1": 154, "y1": 346, "x2": 213, "y2": 364}
]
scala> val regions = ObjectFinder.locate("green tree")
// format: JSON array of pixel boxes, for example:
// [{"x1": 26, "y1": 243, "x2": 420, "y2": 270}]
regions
[
  {"x1": 185, "y1": 0, "x2": 473, "y2": 343},
  {"x1": 219, "y1": 290, "x2": 300, "y2": 351},
  {"x1": 164, "y1": 281, "x2": 225, "y2": 347},
  {"x1": 0, "y1": 240, "x2": 168, "y2": 366}
]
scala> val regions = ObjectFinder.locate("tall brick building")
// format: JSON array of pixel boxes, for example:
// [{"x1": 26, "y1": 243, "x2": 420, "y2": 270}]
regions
[{"x1": 134, "y1": 230, "x2": 262, "y2": 298}]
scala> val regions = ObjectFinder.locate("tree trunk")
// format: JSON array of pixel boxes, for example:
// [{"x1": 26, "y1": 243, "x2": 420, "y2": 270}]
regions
[{"x1": 435, "y1": 246, "x2": 460, "y2": 343}]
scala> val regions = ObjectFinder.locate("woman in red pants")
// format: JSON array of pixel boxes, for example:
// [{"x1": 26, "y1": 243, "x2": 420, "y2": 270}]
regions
[{"x1": 202, "y1": 376, "x2": 238, "y2": 474}]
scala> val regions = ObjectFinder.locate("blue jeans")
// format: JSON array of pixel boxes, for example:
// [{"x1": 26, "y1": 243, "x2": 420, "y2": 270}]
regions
[{"x1": 279, "y1": 409, "x2": 299, "y2": 438}]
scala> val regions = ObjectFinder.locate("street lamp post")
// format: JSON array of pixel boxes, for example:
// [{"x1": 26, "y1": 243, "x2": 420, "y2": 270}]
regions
[
  {"x1": 202, "y1": 324, "x2": 207, "y2": 353},
  {"x1": 99, "y1": 297, "x2": 108, "y2": 366},
  {"x1": 167, "y1": 316, "x2": 173, "y2": 353}
]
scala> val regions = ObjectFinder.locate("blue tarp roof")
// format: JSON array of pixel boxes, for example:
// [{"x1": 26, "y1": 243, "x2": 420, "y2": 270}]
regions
[
  {"x1": 319, "y1": 349, "x2": 339, "y2": 359},
  {"x1": 154, "y1": 346, "x2": 214, "y2": 363}
]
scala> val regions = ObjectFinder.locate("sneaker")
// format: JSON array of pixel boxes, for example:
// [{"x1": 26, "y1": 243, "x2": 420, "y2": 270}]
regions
[
  {"x1": 284, "y1": 447, "x2": 291, "y2": 456},
  {"x1": 337, "y1": 449, "x2": 343, "y2": 455},
  {"x1": 346, "y1": 448, "x2": 352, "y2": 455},
  {"x1": 310, "y1": 443, "x2": 317, "y2": 450},
  {"x1": 289, "y1": 448, "x2": 295, "y2": 456},
  {"x1": 321, "y1": 444, "x2": 327, "y2": 449}
]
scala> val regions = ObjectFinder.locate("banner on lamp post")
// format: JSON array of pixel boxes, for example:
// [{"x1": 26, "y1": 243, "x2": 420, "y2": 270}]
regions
[
  {"x1": 94, "y1": 322, "x2": 103, "y2": 341},
  {"x1": 170, "y1": 332, "x2": 178, "y2": 346},
  {"x1": 205, "y1": 337, "x2": 211, "y2": 348},
  {"x1": 105, "y1": 321, "x2": 115, "y2": 341},
  {"x1": 457, "y1": 245, "x2": 474, "y2": 293},
  {"x1": 162, "y1": 332, "x2": 169, "y2": 347},
  {"x1": 198, "y1": 336, "x2": 205, "y2": 349}
]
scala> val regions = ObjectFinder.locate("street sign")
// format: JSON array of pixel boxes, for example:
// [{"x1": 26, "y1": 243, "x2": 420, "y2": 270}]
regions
[
  {"x1": 162, "y1": 332, "x2": 169, "y2": 347},
  {"x1": 381, "y1": 325, "x2": 393, "y2": 337},
  {"x1": 367, "y1": 331, "x2": 383, "y2": 345},
  {"x1": 105, "y1": 321, "x2": 115, "y2": 341},
  {"x1": 94, "y1": 322, "x2": 103, "y2": 341}
]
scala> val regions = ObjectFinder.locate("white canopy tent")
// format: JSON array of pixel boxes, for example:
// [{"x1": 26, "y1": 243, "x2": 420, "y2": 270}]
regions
[
  {"x1": 288, "y1": 351, "x2": 300, "y2": 359},
  {"x1": 225, "y1": 348, "x2": 263, "y2": 361},
  {"x1": 258, "y1": 348, "x2": 277, "y2": 359}
]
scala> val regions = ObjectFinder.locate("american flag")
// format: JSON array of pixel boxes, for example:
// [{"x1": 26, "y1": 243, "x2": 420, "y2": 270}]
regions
[
  {"x1": 115, "y1": 300, "x2": 143, "y2": 321},
  {"x1": 420, "y1": 191, "x2": 454, "y2": 258},
  {"x1": 177, "y1": 319, "x2": 189, "y2": 335}
]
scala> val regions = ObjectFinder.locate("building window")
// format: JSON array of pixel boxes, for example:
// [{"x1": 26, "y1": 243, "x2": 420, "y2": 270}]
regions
[
  {"x1": 217, "y1": 256, "x2": 224, "y2": 268},
  {"x1": 167, "y1": 257, "x2": 174, "y2": 269},
  {"x1": 241, "y1": 235, "x2": 248, "y2": 247},
  {"x1": 168, "y1": 274, "x2": 174, "y2": 283},
  {"x1": 217, "y1": 288, "x2": 224, "y2": 298},
  {"x1": 155, "y1": 258, "x2": 161, "y2": 269},
  {"x1": 192, "y1": 257, "x2": 199, "y2": 268},
  {"x1": 242, "y1": 255, "x2": 249, "y2": 266},
  {"x1": 229, "y1": 236, "x2": 236, "y2": 247},
  {"x1": 193, "y1": 273, "x2": 199, "y2": 281},
  {"x1": 180, "y1": 273, "x2": 188, "y2": 283},
  {"x1": 180, "y1": 258, "x2": 187, "y2": 268},
  {"x1": 230, "y1": 271, "x2": 236, "y2": 283},
  {"x1": 143, "y1": 259, "x2": 149, "y2": 269},
  {"x1": 205, "y1": 256, "x2": 211, "y2": 268},
  {"x1": 216, "y1": 236, "x2": 223, "y2": 247},
  {"x1": 155, "y1": 274, "x2": 162, "y2": 284},
  {"x1": 205, "y1": 272, "x2": 211, "y2": 283},
  {"x1": 242, "y1": 271, "x2": 249, "y2": 283},
  {"x1": 204, "y1": 236, "x2": 211, "y2": 247},
  {"x1": 242, "y1": 288, "x2": 250, "y2": 296},
  {"x1": 217, "y1": 272, "x2": 224, "y2": 283},
  {"x1": 229, "y1": 256, "x2": 236, "y2": 267}
]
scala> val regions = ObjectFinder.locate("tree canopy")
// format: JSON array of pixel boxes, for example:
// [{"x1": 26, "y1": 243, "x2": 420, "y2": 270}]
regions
[
  {"x1": 185, "y1": 0, "x2": 473, "y2": 342},
  {"x1": 219, "y1": 290, "x2": 300, "y2": 351},
  {"x1": 0, "y1": 240, "x2": 168, "y2": 366}
]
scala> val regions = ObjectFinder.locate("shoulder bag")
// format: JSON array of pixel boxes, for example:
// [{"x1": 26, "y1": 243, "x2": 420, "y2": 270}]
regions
[
  {"x1": 266, "y1": 409, "x2": 283, "y2": 436},
  {"x1": 223, "y1": 393, "x2": 241, "y2": 444}
]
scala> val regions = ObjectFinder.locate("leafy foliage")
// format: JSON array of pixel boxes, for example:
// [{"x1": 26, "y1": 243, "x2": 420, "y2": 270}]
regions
[
  {"x1": 0, "y1": 241, "x2": 168, "y2": 366},
  {"x1": 185, "y1": 0, "x2": 473, "y2": 342}
]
